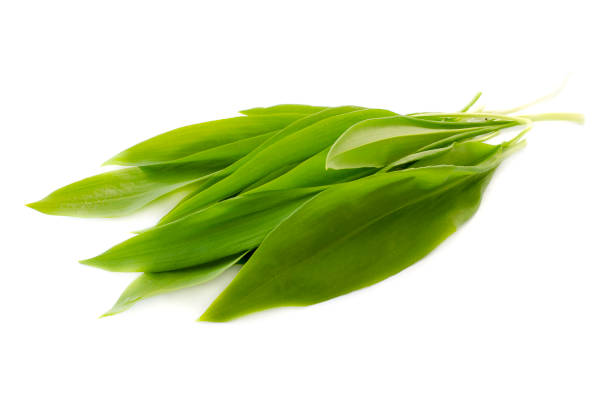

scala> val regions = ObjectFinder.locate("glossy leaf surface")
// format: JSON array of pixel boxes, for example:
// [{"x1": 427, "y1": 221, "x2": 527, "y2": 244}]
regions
[
  {"x1": 150, "y1": 106, "x2": 361, "y2": 223},
  {"x1": 28, "y1": 131, "x2": 277, "y2": 218},
  {"x1": 81, "y1": 187, "x2": 323, "y2": 272},
  {"x1": 252, "y1": 147, "x2": 374, "y2": 192},
  {"x1": 105, "y1": 113, "x2": 304, "y2": 166},
  {"x1": 240, "y1": 104, "x2": 326, "y2": 116},
  {"x1": 27, "y1": 165, "x2": 210, "y2": 218},
  {"x1": 327, "y1": 115, "x2": 514, "y2": 169},
  {"x1": 102, "y1": 253, "x2": 245, "y2": 317},
  {"x1": 201, "y1": 142, "x2": 521, "y2": 321},
  {"x1": 161, "y1": 107, "x2": 396, "y2": 223}
]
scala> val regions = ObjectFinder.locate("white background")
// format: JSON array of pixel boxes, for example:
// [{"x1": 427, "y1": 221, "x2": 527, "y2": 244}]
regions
[{"x1": 2, "y1": 1, "x2": 610, "y2": 407}]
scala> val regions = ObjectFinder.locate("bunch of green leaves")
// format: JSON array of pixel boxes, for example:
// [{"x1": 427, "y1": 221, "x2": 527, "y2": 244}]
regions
[{"x1": 28, "y1": 95, "x2": 583, "y2": 321}]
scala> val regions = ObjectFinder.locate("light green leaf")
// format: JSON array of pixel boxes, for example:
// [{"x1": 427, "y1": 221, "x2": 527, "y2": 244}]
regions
[
  {"x1": 326, "y1": 115, "x2": 515, "y2": 169},
  {"x1": 81, "y1": 187, "x2": 323, "y2": 272},
  {"x1": 201, "y1": 141, "x2": 523, "y2": 321},
  {"x1": 160, "y1": 107, "x2": 396, "y2": 224},
  {"x1": 176, "y1": 106, "x2": 365, "y2": 198},
  {"x1": 102, "y1": 253, "x2": 246, "y2": 317},
  {"x1": 105, "y1": 113, "x2": 304, "y2": 166},
  {"x1": 251, "y1": 147, "x2": 374, "y2": 192},
  {"x1": 27, "y1": 165, "x2": 211, "y2": 218},
  {"x1": 164, "y1": 130, "x2": 275, "y2": 165},
  {"x1": 27, "y1": 131, "x2": 277, "y2": 218},
  {"x1": 389, "y1": 138, "x2": 504, "y2": 170},
  {"x1": 240, "y1": 104, "x2": 327, "y2": 116},
  {"x1": 410, "y1": 139, "x2": 504, "y2": 168}
]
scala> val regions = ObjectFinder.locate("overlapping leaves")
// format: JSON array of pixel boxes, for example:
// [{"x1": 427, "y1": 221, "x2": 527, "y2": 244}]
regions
[{"x1": 28, "y1": 99, "x2": 582, "y2": 321}]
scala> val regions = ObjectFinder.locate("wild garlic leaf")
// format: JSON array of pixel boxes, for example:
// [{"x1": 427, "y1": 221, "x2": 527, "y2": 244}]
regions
[
  {"x1": 145, "y1": 106, "x2": 344, "y2": 220},
  {"x1": 153, "y1": 106, "x2": 363, "y2": 223},
  {"x1": 105, "y1": 113, "x2": 304, "y2": 166},
  {"x1": 241, "y1": 162, "x2": 302, "y2": 192},
  {"x1": 201, "y1": 142, "x2": 522, "y2": 321},
  {"x1": 157, "y1": 106, "x2": 367, "y2": 223},
  {"x1": 251, "y1": 147, "x2": 375, "y2": 192},
  {"x1": 240, "y1": 104, "x2": 327, "y2": 116},
  {"x1": 390, "y1": 138, "x2": 506, "y2": 170},
  {"x1": 102, "y1": 253, "x2": 246, "y2": 317},
  {"x1": 27, "y1": 131, "x2": 277, "y2": 218},
  {"x1": 160, "y1": 107, "x2": 396, "y2": 224},
  {"x1": 326, "y1": 115, "x2": 515, "y2": 169},
  {"x1": 410, "y1": 139, "x2": 505, "y2": 168},
  {"x1": 179, "y1": 106, "x2": 365, "y2": 195},
  {"x1": 27, "y1": 165, "x2": 213, "y2": 218},
  {"x1": 164, "y1": 130, "x2": 276, "y2": 165},
  {"x1": 81, "y1": 187, "x2": 323, "y2": 272}
]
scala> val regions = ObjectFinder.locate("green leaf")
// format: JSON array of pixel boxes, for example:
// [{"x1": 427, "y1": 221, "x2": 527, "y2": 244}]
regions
[
  {"x1": 388, "y1": 138, "x2": 504, "y2": 170},
  {"x1": 164, "y1": 130, "x2": 276, "y2": 165},
  {"x1": 104, "y1": 113, "x2": 305, "y2": 166},
  {"x1": 102, "y1": 253, "x2": 246, "y2": 317},
  {"x1": 410, "y1": 139, "x2": 503, "y2": 168},
  {"x1": 174, "y1": 106, "x2": 365, "y2": 199},
  {"x1": 251, "y1": 147, "x2": 374, "y2": 192},
  {"x1": 27, "y1": 131, "x2": 276, "y2": 218},
  {"x1": 200, "y1": 141, "x2": 523, "y2": 321},
  {"x1": 160, "y1": 107, "x2": 396, "y2": 224},
  {"x1": 81, "y1": 187, "x2": 323, "y2": 272},
  {"x1": 240, "y1": 104, "x2": 327, "y2": 116},
  {"x1": 326, "y1": 115, "x2": 514, "y2": 169},
  {"x1": 27, "y1": 165, "x2": 211, "y2": 218}
]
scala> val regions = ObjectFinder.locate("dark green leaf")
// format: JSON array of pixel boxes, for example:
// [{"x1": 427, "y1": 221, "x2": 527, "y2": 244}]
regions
[{"x1": 201, "y1": 140, "x2": 523, "y2": 321}]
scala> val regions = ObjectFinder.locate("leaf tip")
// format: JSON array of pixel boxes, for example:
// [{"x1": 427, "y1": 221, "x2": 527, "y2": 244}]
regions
[
  {"x1": 198, "y1": 306, "x2": 231, "y2": 323},
  {"x1": 26, "y1": 199, "x2": 53, "y2": 215},
  {"x1": 79, "y1": 256, "x2": 102, "y2": 269},
  {"x1": 26, "y1": 201, "x2": 41, "y2": 211},
  {"x1": 102, "y1": 156, "x2": 121, "y2": 166},
  {"x1": 99, "y1": 305, "x2": 124, "y2": 318},
  {"x1": 102, "y1": 151, "x2": 132, "y2": 166}
]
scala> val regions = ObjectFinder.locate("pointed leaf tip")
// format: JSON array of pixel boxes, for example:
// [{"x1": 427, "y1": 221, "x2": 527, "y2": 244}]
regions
[
  {"x1": 198, "y1": 309, "x2": 228, "y2": 323},
  {"x1": 102, "y1": 157, "x2": 119, "y2": 166},
  {"x1": 99, "y1": 304, "x2": 129, "y2": 318},
  {"x1": 26, "y1": 200, "x2": 53, "y2": 214},
  {"x1": 79, "y1": 257, "x2": 102, "y2": 269},
  {"x1": 26, "y1": 201, "x2": 41, "y2": 211}
]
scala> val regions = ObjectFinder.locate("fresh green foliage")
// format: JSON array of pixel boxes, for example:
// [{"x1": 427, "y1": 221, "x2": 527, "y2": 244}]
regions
[
  {"x1": 27, "y1": 131, "x2": 278, "y2": 218},
  {"x1": 105, "y1": 113, "x2": 305, "y2": 166},
  {"x1": 27, "y1": 165, "x2": 208, "y2": 218},
  {"x1": 201, "y1": 140, "x2": 523, "y2": 321},
  {"x1": 240, "y1": 104, "x2": 327, "y2": 116},
  {"x1": 103, "y1": 253, "x2": 246, "y2": 317},
  {"x1": 27, "y1": 95, "x2": 583, "y2": 321},
  {"x1": 159, "y1": 107, "x2": 396, "y2": 224},
  {"x1": 327, "y1": 115, "x2": 518, "y2": 169},
  {"x1": 250, "y1": 147, "x2": 375, "y2": 192},
  {"x1": 81, "y1": 188, "x2": 323, "y2": 272}
]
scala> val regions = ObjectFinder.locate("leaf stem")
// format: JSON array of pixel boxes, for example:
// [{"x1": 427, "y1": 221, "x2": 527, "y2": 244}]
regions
[
  {"x1": 460, "y1": 92, "x2": 483, "y2": 112},
  {"x1": 415, "y1": 112, "x2": 531, "y2": 126},
  {"x1": 518, "y1": 112, "x2": 584, "y2": 124},
  {"x1": 492, "y1": 77, "x2": 569, "y2": 114}
]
